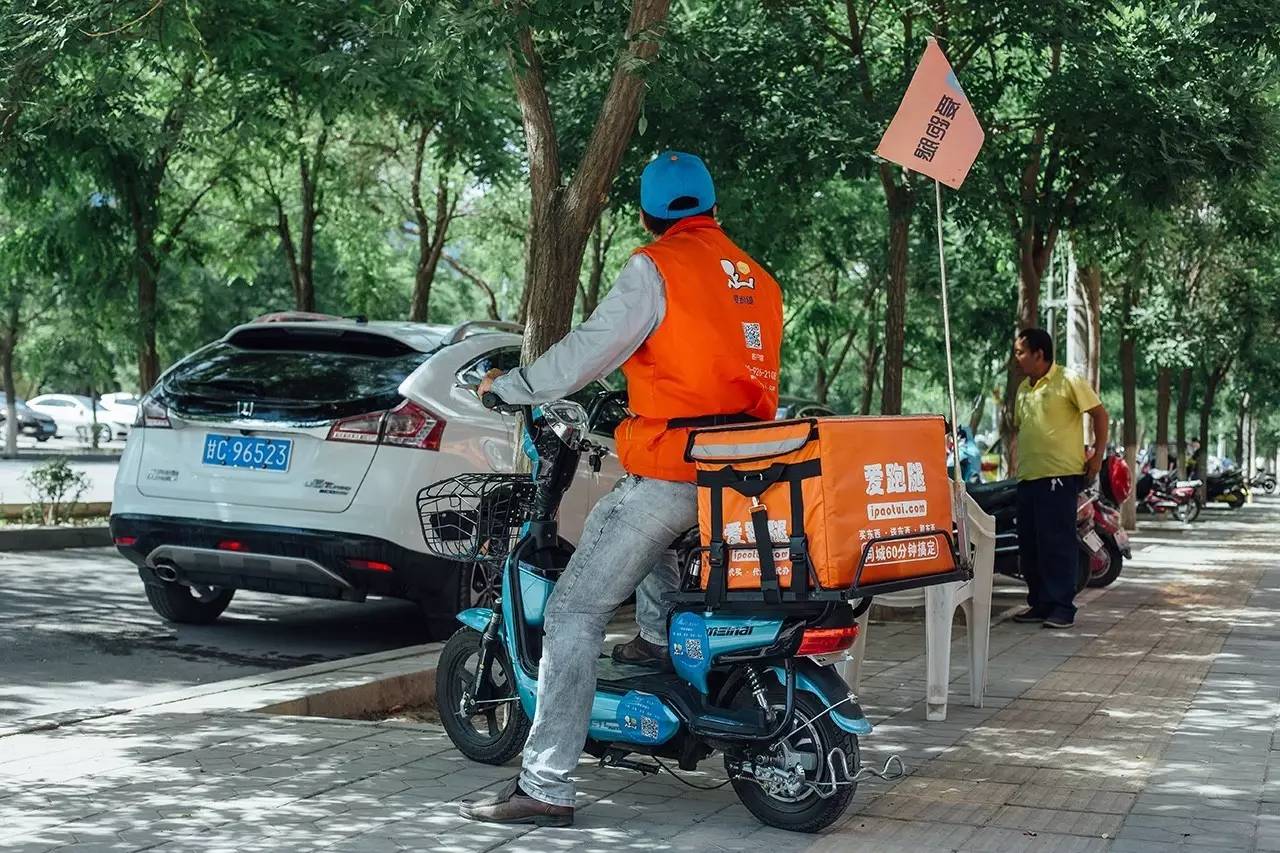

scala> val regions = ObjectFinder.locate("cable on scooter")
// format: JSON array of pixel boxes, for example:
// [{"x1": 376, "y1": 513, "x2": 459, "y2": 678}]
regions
[{"x1": 649, "y1": 756, "x2": 734, "y2": 791}]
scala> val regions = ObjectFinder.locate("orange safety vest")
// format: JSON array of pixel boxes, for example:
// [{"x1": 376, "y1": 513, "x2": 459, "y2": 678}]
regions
[{"x1": 616, "y1": 215, "x2": 783, "y2": 482}]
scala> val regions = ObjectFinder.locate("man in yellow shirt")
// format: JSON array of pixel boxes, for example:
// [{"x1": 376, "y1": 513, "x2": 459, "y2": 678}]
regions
[{"x1": 1011, "y1": 328, "x2": 1109, "y2": 629}]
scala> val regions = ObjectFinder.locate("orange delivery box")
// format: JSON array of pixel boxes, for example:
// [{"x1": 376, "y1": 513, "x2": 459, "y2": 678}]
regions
[{"x1": 687, "y1": 415, "x2": 957, "y2": 597}]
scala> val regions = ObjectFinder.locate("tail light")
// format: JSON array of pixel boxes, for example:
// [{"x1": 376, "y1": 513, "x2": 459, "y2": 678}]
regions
[
  {"x1": 328, "y1": 399, "x2": 445, "y2": 450},
  {"x1": 135, "y1": 398, "x2": 171, "y2": 428},
  {"x1": 114, "y1": 536, "x2": 137, "y2": 547},
  {"x1": 346, "y1": 558, "x2": 393, "y2": 572},
  {"x1": 217, "y1": 540, "x2": 248, "y2": 552},
  {"x1": 797, "y1": 624, "x2": 860, "y2": 656}
]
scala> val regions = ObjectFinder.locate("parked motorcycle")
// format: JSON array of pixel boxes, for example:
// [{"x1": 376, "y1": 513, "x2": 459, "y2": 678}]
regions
[
  {"x1": 1250, "y1": 466, "x2": 1277, "y2": 495},
  {"x1": 1135, "y1": 468, "x2": 1202, "y2": 523},
  {"x1": 1206, "y1": 468, "x2": 1248, "y2": 509}
]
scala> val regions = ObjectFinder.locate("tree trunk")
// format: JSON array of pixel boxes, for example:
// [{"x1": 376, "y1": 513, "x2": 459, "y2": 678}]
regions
[
  {"x1": 135, "y1": 232, "x2": 161, "y2": 390},
  {"x1": 510, "y1": 0, "x2": 671, "y2": 362},
  {"x1": 1176, "y1": 367, "x2": 1192, "y2": 478},
  {"x1": 1197, "y1": 376, "x2": 1219, "y2": 499},
  {"x1": 814, "y1": 361, "x2": 829, "y2": 406},
  {"x1": 1155, "y1": 367, "x2": 1171, "y2": 471},
  {"x1": 410, "y1": 182, "x2": 451, "y2": 323},
  {"x1": 521, "y1": 193, "x2": 593, "y2": 360},
  {"x1": 579, "y1": 213, "x2": 617, "y2": 322},
  {"x1": 1, "y1": 325, "x2": 17, "y2": 460},
  {"x1": 860, "y1": 337, "x2": 880, "y2": 416},
  {"x1": 1083, "y1": 263, "x2": 1102, "y2": 391},
  {"x1": 1234, "y1": 392, "x2": 1248, "y2": 466},
  {"x1": 408, "y1": 123, "x2": 453, "y2": 323},
  {"x1": 1119, "y1": 278, "x2": 1138, "y2": 530},
  {"x1": 879, "y1": 187, "x2": 910, "y2": 415},
  {"x1": 121, "y1": 170, "x2": 163, "y2": 391},
  {"x1": 297, "y1": 159, "x2": 318, "y2": 312}
]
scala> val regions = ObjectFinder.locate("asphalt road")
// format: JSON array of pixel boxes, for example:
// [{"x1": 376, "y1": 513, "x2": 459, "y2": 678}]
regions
[{"x1": 0, "y1": 547, "x2": 431, "y2": 724}]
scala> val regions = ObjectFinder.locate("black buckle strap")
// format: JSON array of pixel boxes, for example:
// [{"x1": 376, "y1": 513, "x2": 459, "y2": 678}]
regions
[
  {"x1": 706, "y1": 482, "x2": 727, "y2": 609},
  {"x1": 748, "y1": 503, "x2": 782, "y2": 605}
]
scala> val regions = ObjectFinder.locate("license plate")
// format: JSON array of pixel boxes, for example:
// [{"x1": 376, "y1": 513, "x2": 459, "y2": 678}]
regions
[
  {"x1": 202, "y1": 433, "x2": 293, "y2": 472},
  {"x1": 1082, "y1": 530, "x2": 1103, "y2": 551}
]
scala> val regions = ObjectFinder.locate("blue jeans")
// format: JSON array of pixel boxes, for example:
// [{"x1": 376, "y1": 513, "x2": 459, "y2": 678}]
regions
[
  {"x1": 519, "y1": 475, "x2": 697, "y2": 806},
  {"x1": 1016, "y1": 475, "x2": 1082, "y2": 623},
  {"x1": 635, "y1": 551, "x2": 680, "y2": 644}
]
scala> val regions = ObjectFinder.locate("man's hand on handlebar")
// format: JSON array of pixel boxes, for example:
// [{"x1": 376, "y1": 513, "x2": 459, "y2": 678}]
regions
[
  {"x1": 478, "y1": 368, "x2": 505, "y2": 399},
  {"x1": 476, "y1": 368, "x2": 522, "y2": 415}
]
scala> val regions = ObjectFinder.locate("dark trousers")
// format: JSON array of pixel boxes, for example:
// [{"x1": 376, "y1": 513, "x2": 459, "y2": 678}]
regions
[{"x1": 1016, "y1": 475, "x2": 1082, "y2": 622}]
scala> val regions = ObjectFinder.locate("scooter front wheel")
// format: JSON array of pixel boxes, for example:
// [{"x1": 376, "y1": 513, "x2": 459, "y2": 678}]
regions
[
  {"x1": 436, "y1": 628, "x2": 530, "y2": 765},
  {"x1": 726, "y1": 689, "x2": 859, "y2": 833},
  {"x1": 1175, "y1": 498, "x2": 1201, "y2": 524}
]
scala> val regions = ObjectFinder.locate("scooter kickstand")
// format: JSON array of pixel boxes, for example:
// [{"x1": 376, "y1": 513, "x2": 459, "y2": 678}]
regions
[{"x1": 599, "y1": 749, "x2": 660, "y2": 776}]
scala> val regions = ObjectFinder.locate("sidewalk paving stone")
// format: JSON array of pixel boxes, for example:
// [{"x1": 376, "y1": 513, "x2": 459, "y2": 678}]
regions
[{"x1": 2, "y1": 498, "x2": 1279, "y2": 852}]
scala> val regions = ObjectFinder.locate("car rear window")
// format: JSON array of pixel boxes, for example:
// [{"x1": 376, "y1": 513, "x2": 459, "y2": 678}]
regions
[{"x1": 163, "y1": 328, "x2": 432, "y2": 419}]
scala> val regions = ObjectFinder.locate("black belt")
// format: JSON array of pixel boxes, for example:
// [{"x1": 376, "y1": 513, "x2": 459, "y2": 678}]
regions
[{"x1": 667, "y1": 413, "x2": 760, "y2": 430}]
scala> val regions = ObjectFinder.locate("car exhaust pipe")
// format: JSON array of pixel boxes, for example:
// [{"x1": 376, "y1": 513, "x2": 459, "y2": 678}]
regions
[{"x1": 153, "y1": 562, "x2": 180, "y2": 583}]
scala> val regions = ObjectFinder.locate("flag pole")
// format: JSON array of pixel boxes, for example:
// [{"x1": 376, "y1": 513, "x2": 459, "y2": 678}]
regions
[{"x1": 934, "y1": 178, "x2": 971, "y2": 569}]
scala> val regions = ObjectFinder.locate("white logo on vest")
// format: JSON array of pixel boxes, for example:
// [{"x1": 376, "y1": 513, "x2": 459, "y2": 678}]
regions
[{"x1": 720, "y1": 259, "x2": 755, "y2": 290}]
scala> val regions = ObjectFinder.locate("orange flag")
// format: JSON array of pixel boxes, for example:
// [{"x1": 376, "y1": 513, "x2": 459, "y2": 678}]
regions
[{"x1": 875, "y1": 38, "x2": 984, "y2": 189}]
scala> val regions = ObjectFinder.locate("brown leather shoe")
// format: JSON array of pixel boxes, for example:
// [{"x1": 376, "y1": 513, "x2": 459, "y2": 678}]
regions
[
  {"x1": 611, "y1": 634, "x2": 671, "y2": 670},
  {"x1": 459, "y1": 778, "x2": 573, "y2": 827}
]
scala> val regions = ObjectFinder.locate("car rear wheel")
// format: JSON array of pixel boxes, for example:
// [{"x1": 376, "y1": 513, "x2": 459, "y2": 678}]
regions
[{"x1": 144, "y1": 582, "x2": 235, "y2": 624}]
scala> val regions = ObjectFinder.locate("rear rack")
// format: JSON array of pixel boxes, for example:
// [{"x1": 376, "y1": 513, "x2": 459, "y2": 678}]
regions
[{"x1": 665, "y1": 529, "x2": 971, "y2": 607}]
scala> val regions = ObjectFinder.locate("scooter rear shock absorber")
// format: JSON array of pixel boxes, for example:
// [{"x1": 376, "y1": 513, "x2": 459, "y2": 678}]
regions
[{"x1": 744, "y1": 666, "x2": 770, "y2": 710}]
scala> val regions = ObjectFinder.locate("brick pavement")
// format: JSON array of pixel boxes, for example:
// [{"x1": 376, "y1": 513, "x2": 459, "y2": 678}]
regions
[{"x1": 1, "y1": 498, "x2": 1278, "y2": 852}]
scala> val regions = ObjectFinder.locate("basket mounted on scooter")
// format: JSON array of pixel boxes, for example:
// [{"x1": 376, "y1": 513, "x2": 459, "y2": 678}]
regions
[
  {"x1": 417, "y1": 473, "x2": 538, "y2": 563},
  {"x1": 675, "y1": 415, "x2": 970, "y2": 608}
]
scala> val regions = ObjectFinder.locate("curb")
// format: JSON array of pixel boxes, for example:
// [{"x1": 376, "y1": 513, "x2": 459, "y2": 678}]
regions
[
  {"x1": 0, "y1": 642, "x2": 442, "y2": 739},
  {"x1": 0, "y1": 524, "x2": 112, "y2": 551},
  {"x1": 0, "y1": 501, "x2": 112, "y2": 521}
]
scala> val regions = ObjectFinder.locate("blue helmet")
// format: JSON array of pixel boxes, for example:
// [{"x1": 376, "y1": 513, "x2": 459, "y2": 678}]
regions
[{"x1": 640, "y1": 151, "x2": 716, "y2": 219}]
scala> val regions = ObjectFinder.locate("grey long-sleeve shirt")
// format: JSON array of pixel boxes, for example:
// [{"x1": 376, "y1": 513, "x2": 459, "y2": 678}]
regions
[{"x1": 491, "y1": 254, "x2": 665, "y2": 404}]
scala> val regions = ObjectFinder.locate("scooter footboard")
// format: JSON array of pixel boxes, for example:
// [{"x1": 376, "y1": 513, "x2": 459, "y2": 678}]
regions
[{"x1": 769, "y1": 659, "x2": 871, "y2": 735}]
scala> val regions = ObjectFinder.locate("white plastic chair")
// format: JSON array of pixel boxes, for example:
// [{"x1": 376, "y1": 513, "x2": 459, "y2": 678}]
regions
[{"x1": 840, "y1": 482, "x2": 996, "y2": 721}]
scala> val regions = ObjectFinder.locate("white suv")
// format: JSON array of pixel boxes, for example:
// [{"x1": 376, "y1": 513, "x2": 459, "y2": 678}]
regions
[{"x1": 110, "y1": 317, "x2": 626, "y2": 637}]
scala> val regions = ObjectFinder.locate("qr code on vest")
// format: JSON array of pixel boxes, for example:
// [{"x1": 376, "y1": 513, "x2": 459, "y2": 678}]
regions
[{"x1": 742, "y1": 322, "x2": 762, "y2": 350}]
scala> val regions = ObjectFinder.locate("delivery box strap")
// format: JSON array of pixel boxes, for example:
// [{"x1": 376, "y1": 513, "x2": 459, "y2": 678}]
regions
[
  {"x1": 696, "y1": 459, "x2": 822, "y2": 499},
  {"x1": 704, "y1": 472, "x2": 816, "y2": 609}
]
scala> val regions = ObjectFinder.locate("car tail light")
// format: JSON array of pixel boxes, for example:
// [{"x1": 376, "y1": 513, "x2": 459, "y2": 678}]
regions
[
  {"x1": 347, "y1": 558, "x2": 393, "y2": 572},
  {"x1": 327, "y1": 399, "x2": 445, "y2": 450},
  {"x1": 327, "y1": 411, "x2": 383, "y2": 444},
  {"x1": 135, "y1": 399, "x2": 171, "y2": 428},
  {"x1": 797, "y1": 625, "x2": 860, "y2": 656},
  {"x1": 114, "y1": 536, "x2": 137, "y2": 547},
  {"x1": 217, "y1": 540, "x2": 248, "y2": 552}
]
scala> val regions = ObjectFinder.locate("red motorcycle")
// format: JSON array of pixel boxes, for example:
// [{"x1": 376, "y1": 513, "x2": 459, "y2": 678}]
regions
[
  {"x1": 1079, "y1": 486, "x2": 1128, "y2": 588},
  {"x1": 1134, "y1": 464, "x2": 1202, "y2": 523}
]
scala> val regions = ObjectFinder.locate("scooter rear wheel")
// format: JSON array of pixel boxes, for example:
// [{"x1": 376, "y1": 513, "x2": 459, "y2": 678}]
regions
[
  {"x1": 436, "y1": 627, "x2": 531, "y2": 765},
  {"x1": 727, "y1": 689, "x2": 858, "y2": 833},
  {"x1": 1175, "y1": 498, "x2": 1201, "y2": 524},
  {"x1": 1087, "y1": 540, "x2": 1124, "y2": 588}
]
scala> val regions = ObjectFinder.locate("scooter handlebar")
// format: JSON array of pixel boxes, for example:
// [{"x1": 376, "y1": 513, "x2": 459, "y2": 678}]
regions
[{"x1": 480, "y1": 391, "x2": 521, "y2": 415}]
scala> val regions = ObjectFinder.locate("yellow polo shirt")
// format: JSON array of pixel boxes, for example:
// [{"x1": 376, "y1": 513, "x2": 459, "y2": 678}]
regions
[{"x1": 1014, "y1": 364, "x2": 1102, "y2": 482}]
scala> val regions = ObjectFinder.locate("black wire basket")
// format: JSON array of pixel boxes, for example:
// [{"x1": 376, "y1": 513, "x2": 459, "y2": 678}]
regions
[{"x1": 416, "y1": 473, "x2": 538, "y2": 563}]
